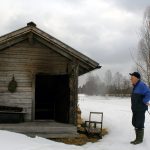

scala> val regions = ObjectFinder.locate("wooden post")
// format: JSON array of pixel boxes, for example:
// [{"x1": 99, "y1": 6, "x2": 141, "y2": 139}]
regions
[{"x1": 68, "y1": 62, "x2": 79, "y2": 124}]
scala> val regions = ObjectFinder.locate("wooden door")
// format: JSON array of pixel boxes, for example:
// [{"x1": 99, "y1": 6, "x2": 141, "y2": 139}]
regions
[{"x1": 35, "y1": 74, "x2": 70, "y2": 123}]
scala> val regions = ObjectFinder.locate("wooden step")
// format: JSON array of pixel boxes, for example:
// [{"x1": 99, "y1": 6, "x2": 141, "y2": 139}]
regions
[{"x1": 0, "y1": 121, "x2": 79, "y2": 138}]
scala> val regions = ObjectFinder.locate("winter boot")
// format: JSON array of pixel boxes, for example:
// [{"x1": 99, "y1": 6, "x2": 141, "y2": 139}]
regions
[
  {"x1": 130, "y1": 129, "x2": 144, "y2": 145},
  {"x1": 130, "y1": 128, "x2": 138, "y2": 144}
]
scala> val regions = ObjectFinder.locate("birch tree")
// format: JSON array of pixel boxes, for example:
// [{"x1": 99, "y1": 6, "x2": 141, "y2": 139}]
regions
[{"x1": 137, "y1": 6, "x2": 150, "y2": 86}]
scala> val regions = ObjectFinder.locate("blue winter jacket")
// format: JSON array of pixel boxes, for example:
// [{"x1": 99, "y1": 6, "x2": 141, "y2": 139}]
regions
[{"x1": 131, "y1": 80, "x2": 150, "y2": 111}]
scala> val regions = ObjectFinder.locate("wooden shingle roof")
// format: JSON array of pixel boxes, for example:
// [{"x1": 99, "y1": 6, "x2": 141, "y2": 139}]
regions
[{"x1": 0, "y1": 22, "x2": 101, "y2": 75}]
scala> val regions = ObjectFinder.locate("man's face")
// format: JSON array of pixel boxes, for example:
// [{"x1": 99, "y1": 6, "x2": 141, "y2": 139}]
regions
[{"x1": 130, "y1": 76, "x2": 139, "y2": 85}]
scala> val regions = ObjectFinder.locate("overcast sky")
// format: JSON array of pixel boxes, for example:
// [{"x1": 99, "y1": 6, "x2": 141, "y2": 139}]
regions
[{"x1": 0, "y1": 0, "x2": 150, "y2": 84}]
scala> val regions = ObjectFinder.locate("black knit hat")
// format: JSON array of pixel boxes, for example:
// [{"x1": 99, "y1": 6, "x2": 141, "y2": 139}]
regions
[{"x1": 129, "y1": 72, "x2": 141, "y2": 79}]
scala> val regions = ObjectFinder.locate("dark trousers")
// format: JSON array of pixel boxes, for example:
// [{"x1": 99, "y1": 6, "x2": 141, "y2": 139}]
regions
[{"x1": 132, "y1": 110, "x2": 146, "y2": 129}]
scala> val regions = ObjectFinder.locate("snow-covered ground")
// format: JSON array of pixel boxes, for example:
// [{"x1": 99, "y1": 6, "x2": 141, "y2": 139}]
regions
[{"x1": 0, "y1": 94, "x2": 150, "y2": 150}]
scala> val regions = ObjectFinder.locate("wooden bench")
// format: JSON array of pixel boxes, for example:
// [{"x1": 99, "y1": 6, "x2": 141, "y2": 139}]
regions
[
  {"x1": 0, "y1": 106, "x2": 25, "y2": 123},
  {"x1": 0, "y1": 111, "x2": 26, "y2": 123}
]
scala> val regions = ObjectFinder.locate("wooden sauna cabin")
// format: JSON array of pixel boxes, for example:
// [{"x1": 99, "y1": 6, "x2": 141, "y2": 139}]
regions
[{"x1": 0, "y1": 22, "x2": 100, "y2": 125}]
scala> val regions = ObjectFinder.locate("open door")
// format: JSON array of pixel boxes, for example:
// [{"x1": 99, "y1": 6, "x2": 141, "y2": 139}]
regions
[{"x1": 35, "y1": 74, "x2": 70, "y2": 123}]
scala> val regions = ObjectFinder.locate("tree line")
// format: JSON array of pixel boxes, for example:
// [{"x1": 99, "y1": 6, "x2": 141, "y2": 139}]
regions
[{"x1": 78, "y1": 70, "x2": 132, "y2": 96}]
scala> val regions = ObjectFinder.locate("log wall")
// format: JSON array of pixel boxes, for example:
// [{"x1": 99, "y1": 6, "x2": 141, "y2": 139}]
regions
[{"x1": 0, "y1": 39, "x2": 70, "y2": 121}]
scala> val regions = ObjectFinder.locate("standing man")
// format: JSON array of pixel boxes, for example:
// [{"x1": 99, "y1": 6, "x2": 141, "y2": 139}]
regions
[{"x1": 129, "y1": 72, "x2": 150, "y2": 144}]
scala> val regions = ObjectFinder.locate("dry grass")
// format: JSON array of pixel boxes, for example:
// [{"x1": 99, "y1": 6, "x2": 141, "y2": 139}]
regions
[{"x1": 50, "y1": 128, "x2": 108, "y2": 146}]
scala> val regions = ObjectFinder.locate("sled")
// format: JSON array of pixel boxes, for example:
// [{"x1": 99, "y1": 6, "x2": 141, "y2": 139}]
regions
[{"x1": 85, "y1": 112, "x2": 103, "y2": 139}]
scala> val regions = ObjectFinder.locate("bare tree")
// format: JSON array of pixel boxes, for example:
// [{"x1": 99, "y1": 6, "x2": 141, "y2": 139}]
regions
[
  {"x1": 137, "y1": 6, "x2": 150, "y2": 86},
  {"x1": 114, "y1": 72, "x2": 123, "y2": 96},
  {"x1": 79, "y1": 73, "x2": 107, "y2": 96},
  {"x1": 81, "y1": 73, "x2": 103, "y2": 95},
  {"x1": 106, "y1": 71, "x2": 131, "y2": 96},
  {"x1": 104, "y1": 70, "x2": 112, "y2": 93},
  {"x1": 105, "y1": 70, "x2": 112, "y2": 86}
]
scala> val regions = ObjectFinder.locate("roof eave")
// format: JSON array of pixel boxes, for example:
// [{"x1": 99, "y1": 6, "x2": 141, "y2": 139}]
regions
[{"x1": 0, "y1": 22, "x2": 101, "y2": 74}]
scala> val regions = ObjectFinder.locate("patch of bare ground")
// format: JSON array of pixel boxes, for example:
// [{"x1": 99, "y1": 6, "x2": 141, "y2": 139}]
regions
[{"x1": 50, "y1": 128, "x2": 108, "y2": 146}]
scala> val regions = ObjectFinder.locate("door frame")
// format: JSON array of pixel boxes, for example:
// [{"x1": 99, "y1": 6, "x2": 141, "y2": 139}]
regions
[{"x1": 32, "y1": 73, "x2": 70, "y2": 122}]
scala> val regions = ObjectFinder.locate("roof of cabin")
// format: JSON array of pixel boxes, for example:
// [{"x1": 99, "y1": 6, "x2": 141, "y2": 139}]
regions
[{"x1": 0, "y1": 22, "x2": 101, "y2": 75}]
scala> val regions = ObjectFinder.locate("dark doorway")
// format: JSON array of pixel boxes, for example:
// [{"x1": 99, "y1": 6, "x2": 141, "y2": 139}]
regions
[{"x1": 35, "y1": 74, "x2": 70, "y2": 123}]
